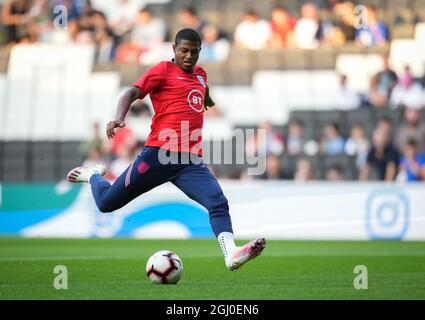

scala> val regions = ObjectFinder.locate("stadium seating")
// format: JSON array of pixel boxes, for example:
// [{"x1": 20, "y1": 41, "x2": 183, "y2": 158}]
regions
[{"x1": 1, "y1": 0, "x2": 424, "y2": 182}]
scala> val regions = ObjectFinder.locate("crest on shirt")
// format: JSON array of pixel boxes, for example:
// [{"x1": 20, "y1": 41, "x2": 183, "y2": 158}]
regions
[{"x1": 197, "y1": 75, "x2": 205, "y2": 87}]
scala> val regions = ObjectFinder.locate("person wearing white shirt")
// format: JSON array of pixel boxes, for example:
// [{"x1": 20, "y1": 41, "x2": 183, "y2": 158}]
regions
[
  {"x1": 335, "y1": 74, "x2": 360, "y2": 110},
  {"x1": 390, "y1": 66, "x2": 425, "y2": 110},
  {"x1": 234, "y1": 10, "x2": 271, "y2": 50},
  {"x1": 294, "y1": 3, "x2": 321, "y2": 49}
]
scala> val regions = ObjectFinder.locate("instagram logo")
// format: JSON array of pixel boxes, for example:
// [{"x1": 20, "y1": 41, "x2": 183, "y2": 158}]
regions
[{"x1": 365, "y1": 190, "x2": 409, "y2": 240}]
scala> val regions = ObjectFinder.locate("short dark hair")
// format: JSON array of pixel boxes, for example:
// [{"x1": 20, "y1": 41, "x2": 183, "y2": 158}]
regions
[
  {"x1": 327, "y1": 122, "x2": 340, "y2": 133},
  {"x1": 378, "y1": 116, "x2": 393, "y2": 126},
  {"x1": 179, "y1": 6, "x2": 197, "y2": 16},
  {"x1": 244, "y1": 9, "x2": 258, "y2": 17},
  {"x1": 290, "y1": 119, "x2": 304, "y2": 127},
  {"x1": 406, "y1": 138, "x2": 418, "y2": 147},
  {"x1": 328, "y1": 165, "x2": 343, "y2": 174},
  {"x1": 272, "y1": 5, "x2": 288, "y2": 13},
  {"x1": 139, "y1": 7, "x2": 152, "y2": 14},
  {"x1": 175, "y1": 28, "x2": 202, "y2": 45}
]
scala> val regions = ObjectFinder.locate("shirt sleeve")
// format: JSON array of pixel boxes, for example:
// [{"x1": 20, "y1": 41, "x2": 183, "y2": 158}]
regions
[{"x1": 133, "y1": 62, "x2": 167, "y2": 99}]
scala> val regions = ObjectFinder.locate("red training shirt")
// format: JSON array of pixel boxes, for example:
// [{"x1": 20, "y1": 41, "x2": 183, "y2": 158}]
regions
[{"x1": 133, "y1": 60, "x2": 207, "y2": 155}]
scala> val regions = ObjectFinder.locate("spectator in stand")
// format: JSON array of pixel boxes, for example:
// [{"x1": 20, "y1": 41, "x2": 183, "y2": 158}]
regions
[
  {"x1": 335, "y1": 74, "x2": 360, "y2": 110},
  {"x1": 108, "y1": 0, "x2": 138, "y2": 39},
  {"x1": 110, "y1": 125, "x2": 135, "y2": 158},
  {"x1": 397, "y1": 139, "x2": 425, "y2": 182},
  {"x1": 70, "y1": 9, "x2": 94, "y2": 43},
  {"x1": 294, "y1": 158, "x2": 315, "y2": 181},
  {"x1": 294, "y1": 2, "x2": 324, "y2": 49},
  {"x1": 325, "y1": 165, "x2": 344, "y2": 181},
  {"x1": 26, "y1": 0, "x2": 52, "y2": 43},
  {"x1": 80, "y1": 122, "x2": 106, "y2": 159},
  {"x1": 261, "y1": 121, "x2": 285, "y2": 156},
  {"x1": 286, "y1": 119, "x2": 306, "y2": 156},
  {"x1": 257, "y1": 154, "x2": 287, "y2": 180},
  {"x1": 2, "y1": 0, "x2": 32, "y2": 46},
  {"x1": 130, "y1": 8, "x2": 167, "y2": 52},
  {"x1": 390, "y1": 65, "x2": 425, "y2": 110},
  {"x1": 369, "y1": 55, "x2": 398, "y2": 108},
  {"x1": 360, "y1": 128, "x2": 400, "y2": 181},
  {"x1": 375, "y1": 116, "x2": 396, "y2": 147},
  {"x1": 177, "y1": 6, "x2": 207, "y2": 37},
  {"x1": 332, "y1": 1, "x2": 356, "y2": 43},
  {"x1": 355, "y1": 5, "x2": 389, "y2": 47},
  {"x1": 116, "y1": 8, "x2": 167, "y2": 64},
  {"x1": 396, "y1": 108, "x2": 425, "y2": 154},
  {"x1": 91, "y1": 10, "x2": 114, "y2": 63},
  {"x1": 269, "y1": 5, "x2": 296, "y2": 49},
  {"x1": 199, "y1": 24, "x2": 230, "y2": 63},
  {"x1": 234, "y1": 10, "x2": 271, "y2": 50},
  {"x1": 345, "y1": 123, "x2": 370, "y2": 168},
  {"x1": 245, "y1": 121, "x2": 284, "y2": 157},
  {"x1": 81, "y1": 122, "x2": 112, "y2": 179},
  {"x1": 320, "y1": 123, "x2": 345, "y2": 155},
  {"x1": 83, "y1": 146, "x2": 104, "y2": 168}
]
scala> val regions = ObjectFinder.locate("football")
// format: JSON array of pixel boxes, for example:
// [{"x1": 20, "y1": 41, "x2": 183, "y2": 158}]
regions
[{"x1": 146, "y1": 250, "x2": 183, "y2": 284}]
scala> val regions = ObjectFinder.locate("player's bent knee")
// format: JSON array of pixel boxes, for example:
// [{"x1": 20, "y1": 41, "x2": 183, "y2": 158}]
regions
[{"x1": 97, "y1": 201, "x2": 117, "y2": 213}]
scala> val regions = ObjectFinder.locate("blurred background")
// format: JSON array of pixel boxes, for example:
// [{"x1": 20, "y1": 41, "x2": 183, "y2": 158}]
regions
[{"x1": 0, "y1": 0, "x2": 424, "y2": 240}]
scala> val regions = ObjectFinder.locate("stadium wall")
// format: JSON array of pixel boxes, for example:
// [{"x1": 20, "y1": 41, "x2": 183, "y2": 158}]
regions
[{"x1": 0, "y1": 182, "x2": 424, "y2": 240}]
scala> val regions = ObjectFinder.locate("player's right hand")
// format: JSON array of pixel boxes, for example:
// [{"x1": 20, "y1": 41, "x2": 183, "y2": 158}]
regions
[{"x1": 106, "y1": 120, "x2": 125, "y2": 139}]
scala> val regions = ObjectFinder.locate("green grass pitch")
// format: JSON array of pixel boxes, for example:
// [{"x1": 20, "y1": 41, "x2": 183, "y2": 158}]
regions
[{"x1": 0, "y1": 238, "x2": 424, "y2": 300}]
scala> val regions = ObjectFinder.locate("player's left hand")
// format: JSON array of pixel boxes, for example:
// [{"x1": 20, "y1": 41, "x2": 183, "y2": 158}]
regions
[{"x1": 204, "y1": 84, "x2": 215, "y2": 110}]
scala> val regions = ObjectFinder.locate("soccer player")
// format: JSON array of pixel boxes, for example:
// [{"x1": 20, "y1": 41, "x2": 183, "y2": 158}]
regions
[{"x1": 67, "y1": 28, "x2": 265, "y2": 271}]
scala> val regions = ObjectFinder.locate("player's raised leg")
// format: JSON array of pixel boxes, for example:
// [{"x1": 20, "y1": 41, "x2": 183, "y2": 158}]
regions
[
  {"x1": 67, "y1": 147, "x2": 172, "y2": 213},
  {"x1": 171, "y1": 161, "x2": 266, "y2": 271}
]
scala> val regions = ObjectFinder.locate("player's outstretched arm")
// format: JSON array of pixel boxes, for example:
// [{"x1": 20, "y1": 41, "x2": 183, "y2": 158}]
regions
[
  {"x1": 204, "y1": 84, "x2": 215, "y2": 110},
  {"x1": 107, "y1": 87, "x2": 141, "y2": 139}
]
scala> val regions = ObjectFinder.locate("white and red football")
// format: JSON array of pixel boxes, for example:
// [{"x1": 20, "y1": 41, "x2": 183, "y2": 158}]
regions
[{"x1": 146, "y1": 250, "x2": 183, "y2": 284}]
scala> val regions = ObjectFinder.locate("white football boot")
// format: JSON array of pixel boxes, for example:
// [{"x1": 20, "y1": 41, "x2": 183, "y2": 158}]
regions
[
  {"x1": 67, "y1": 163, "x2": 106, "y2": 183},
  {"x1": 225, "y1": 238, "x2": 266, "y2": 271}
]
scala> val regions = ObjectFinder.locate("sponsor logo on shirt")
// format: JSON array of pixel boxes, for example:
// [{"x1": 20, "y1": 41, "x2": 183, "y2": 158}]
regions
[{"x1": 187, "y1": 89, "x2": 204, "y2": 112}]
